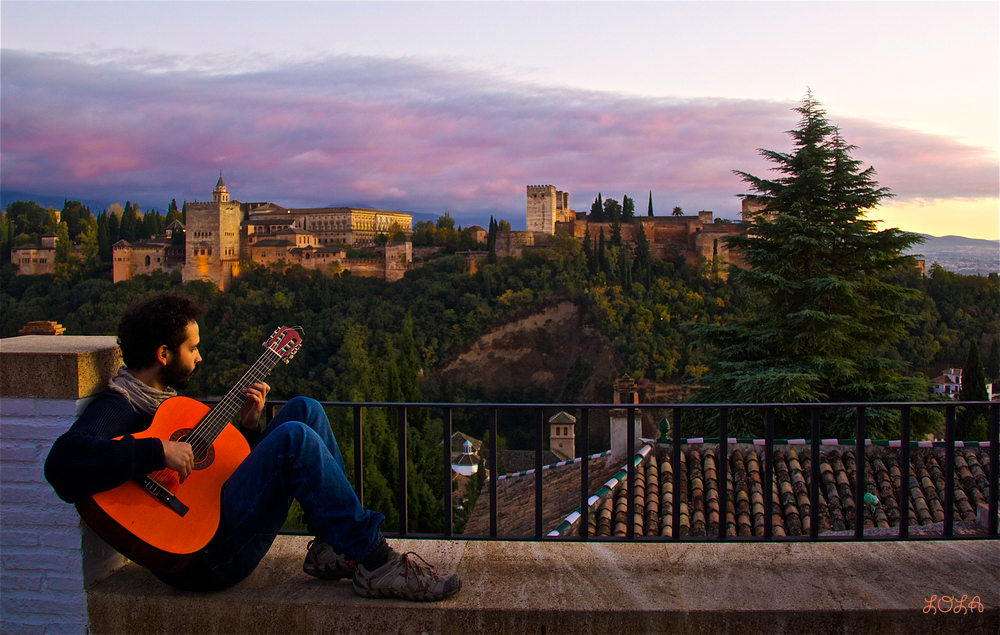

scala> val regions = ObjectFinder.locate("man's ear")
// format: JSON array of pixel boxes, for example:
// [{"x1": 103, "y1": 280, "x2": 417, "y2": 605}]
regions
[{"x1": 155, "y1": 344, "x2": 172, "y2": 367}]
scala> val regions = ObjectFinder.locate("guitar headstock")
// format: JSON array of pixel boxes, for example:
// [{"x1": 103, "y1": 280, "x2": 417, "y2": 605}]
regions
[{"x1": 264, "y1": 326, "x2": 303, "y2": 364}]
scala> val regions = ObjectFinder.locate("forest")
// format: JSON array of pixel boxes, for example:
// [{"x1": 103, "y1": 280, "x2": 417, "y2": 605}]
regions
[{"x1": 3, "y1": 224, "x2": 998, "y2": 532}]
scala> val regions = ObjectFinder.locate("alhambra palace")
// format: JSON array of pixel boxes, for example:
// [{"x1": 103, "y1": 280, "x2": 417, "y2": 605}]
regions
[{"x1": 11, "y1": 179, "x2": 748, "y2": 287}]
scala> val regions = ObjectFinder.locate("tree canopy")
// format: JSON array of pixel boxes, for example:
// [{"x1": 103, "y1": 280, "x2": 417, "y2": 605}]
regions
[{"x1": 689, "y1": 92, "x2": 934, "y2": 438}]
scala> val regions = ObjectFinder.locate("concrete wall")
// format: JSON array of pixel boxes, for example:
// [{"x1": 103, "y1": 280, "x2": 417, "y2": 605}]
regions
[{"x1": 0, "y1": 336, "x2": 124, "y2": 634}]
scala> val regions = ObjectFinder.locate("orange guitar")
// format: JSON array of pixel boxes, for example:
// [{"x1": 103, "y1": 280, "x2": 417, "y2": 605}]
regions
[{"x1": 76, "y1": 326, "x2": 303, "y2": 573}]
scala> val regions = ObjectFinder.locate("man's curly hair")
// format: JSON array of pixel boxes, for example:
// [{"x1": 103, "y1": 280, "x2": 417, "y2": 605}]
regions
[{"x1": 117, "y1": 292, "x2": 204, "y2": 370}]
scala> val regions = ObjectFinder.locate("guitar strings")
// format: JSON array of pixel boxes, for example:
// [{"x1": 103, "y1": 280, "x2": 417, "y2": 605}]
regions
[
  {"x1": 185, "y1": 344, "x2": 287, "y2": 458},
  {"x1": 187, "y1": 350, "x2": 276, "y2": 456}
]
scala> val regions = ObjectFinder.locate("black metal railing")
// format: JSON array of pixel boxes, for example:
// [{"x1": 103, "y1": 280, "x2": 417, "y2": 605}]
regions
[{"x1": 240, "y1": 399, "x2": 998, "y2": 542}]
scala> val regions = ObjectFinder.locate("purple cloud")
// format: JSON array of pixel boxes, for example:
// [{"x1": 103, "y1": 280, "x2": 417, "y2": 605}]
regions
[{"x1": 2, "y1": 50, "x2": 996, "y2": 226}]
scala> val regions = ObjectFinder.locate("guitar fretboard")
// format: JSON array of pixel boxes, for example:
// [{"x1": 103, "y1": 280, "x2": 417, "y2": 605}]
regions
[{"x1": 186, "y1": 348, "x2": 281, "y2": 457}]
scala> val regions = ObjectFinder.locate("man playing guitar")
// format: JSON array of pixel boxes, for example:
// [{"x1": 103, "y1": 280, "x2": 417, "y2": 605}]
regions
[{"x1": 45, "y1": 291, "x2": 461, "y2": 602}]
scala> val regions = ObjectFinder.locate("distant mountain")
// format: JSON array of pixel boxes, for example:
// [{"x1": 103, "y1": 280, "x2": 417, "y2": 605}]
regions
[
  {"x1": 909, "y1": 234, "x2": 998, "y2": 276},
  {"x1": 1, "y1": 190, "x2": 165, "y2": 214}
]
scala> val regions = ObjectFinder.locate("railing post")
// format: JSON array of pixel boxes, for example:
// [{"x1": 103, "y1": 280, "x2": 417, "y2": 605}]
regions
[
  {"x1": 944, "y1": 404, "x2": 955, "y2": 538},
  {"x1": 718, "y1": 408, "x2": 728, "y2": 540},
  {"x1": 899, "y1": 406, "x2": 911, "y2": 540},
  {"x1": 764, "y1": 408, "x2": 774, "y2": 539},
  {"x1": 809, "y1": 409, "x2": 820, "y2": 540},
  {"x1": 397, "y1": 406, "x2": 408, "y2": 537},
  {"x1": 626, "y1": 406, "x2": 636, "y2": 540},
  {"x1": 990, "y1": 403, "x2": 999, "y2": 539},
  {"x1": 671, "y1": 407, "x2": 682, "y2": 540},
  {"x1": 353, "y1": 406, "x2": 364, "y2": 506},
  {"x1": 442, "y1": 407, "x2": 453, "y2": 537},
  {"x1": 535, "y1": 408, "x2": 544, "y2": 538},
  {"x1": 579, "y1": 408, "x2": 590, "y2": 540},
  {"x1": 489, "y1": 407, "x2": 498, "y2": 538},
  {"x1": 855, "y1": 406, "x2": 866, "y2": 539}
]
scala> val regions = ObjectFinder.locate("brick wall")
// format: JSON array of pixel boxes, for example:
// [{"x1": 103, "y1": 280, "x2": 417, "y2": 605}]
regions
[
  {"x1": 1, "y1": 398, "x2": 91, "y2": 634},
  {"x1": 0, "y1": 336, "x2": 123, "y2": 634}
]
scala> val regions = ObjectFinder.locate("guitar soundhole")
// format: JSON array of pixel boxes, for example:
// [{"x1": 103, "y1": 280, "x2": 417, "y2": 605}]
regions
[{"x1": 169, "y1": 428, "x2": 215, "y2": 471}]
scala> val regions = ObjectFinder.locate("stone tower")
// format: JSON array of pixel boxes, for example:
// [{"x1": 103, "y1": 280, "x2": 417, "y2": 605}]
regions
[
  {"x1": 212, "y1": 173, "x2": 230, "y2": 203},
  {"x1": 549, "y1": 411, "x2": 577, "y2": 461},
  {"x1": 526, "y1": 185, "x2": 572, "y2": 235},
  {"x1": 182, "y1": 175, "x2": 242, "y2": 291}
]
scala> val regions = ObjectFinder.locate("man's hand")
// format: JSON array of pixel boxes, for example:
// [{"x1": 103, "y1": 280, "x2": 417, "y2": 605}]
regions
[
  {"x1": 240, "y1": 381, "x2": 270, "y2": 430},
  {"x1": 163, "y1": 440, "x2": 194, "y2": 483}
]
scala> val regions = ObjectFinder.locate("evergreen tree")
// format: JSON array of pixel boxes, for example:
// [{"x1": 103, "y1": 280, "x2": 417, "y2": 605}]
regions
[
  {"x1": 97, "y1": 212, "x2": 112, "y2": 262},
  {"x1": 690, "y1": 92, "x2": 929, "y2": 438},
  {"x1": 604, "y1": 197, "x2": 622, "y2": 223},
  {"x1": 120, "y1": 202, "x2": 138, "y2": 241},
  {"x1": 647, "y1": 191, "x2": 654, "y2": 217},
  {"x1": 108, "y1": 212, "x2": 121, "y2": 244},
  {"x1": 985, "y1": 339, "x2": 1000, "y2": 384},
  {"x1": 957, "y1": 340, "x2": 989, "y2": 440},
  {"x1": 167, "y1": 199, "x2": 181, "y2": 225},
  {"x1": 597, "y1": 229, "x2": 607, "y2": 274},
  {"x1": 487, "y1": 216, "x2": 497, "y2": 264},
  {"x1": 634, "y1": 222, "x2": 651, "y2": 287},
  {"x1": 590, "y1": 194, "x2": 604, "y2": 222},
  {"x1": 622, "y1": 195, "x2": 635, "y2": 221}
]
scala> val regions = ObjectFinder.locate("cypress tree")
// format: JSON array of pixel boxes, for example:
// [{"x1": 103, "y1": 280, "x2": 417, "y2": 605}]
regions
[
  {"x1": 985, "y1": 339, "x2": 1000, "y2": 384},
  {"x1": 690, "y1": 92, "x2": 929, "y2": 438},
  {"x1": 957, "y1": 340, "x2": 989, "y2": 440},
  {"x1": 647, "y1": 191, "x2": 654, "y2": 217},
  {"x1": 108, "y1": 212, "x2": 120, "y2": 244},
  {"x1": 590, "y1": 194, "x2": 605, "y2": 222},
  {"x1": 597, "y1": 228, "x2": 607, "y2": 274},
  {"x1": 622, "y1": 195, "x2": 635, "y2": 221},
  {"x1": 97, "y1": 211, "x2": 111, "y2": 262}
]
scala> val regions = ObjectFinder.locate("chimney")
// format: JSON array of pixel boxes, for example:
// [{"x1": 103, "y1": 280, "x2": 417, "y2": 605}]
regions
[{"x1": 608, "y1": 374, "x2": 641, "y2": 466}]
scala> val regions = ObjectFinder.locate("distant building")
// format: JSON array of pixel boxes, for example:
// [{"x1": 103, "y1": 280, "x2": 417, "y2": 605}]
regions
[
  {"x1": 110, "y1": 176, "x2": 416, "y2": 289},
  {"x1": 931, "y1": 367, "x2": 994, "y2": 400},
  {"x1": 10, "y1": 232, "x2": 58, "y2": 276},
  {"x1": 502, "y1": 185, "x2": 747, "y2": 277}
]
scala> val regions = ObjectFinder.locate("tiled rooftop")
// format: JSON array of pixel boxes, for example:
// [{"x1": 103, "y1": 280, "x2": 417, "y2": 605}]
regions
[
  {"x1": 578, "y1": 444, "x2": 993, "y2": 538},
  {"x1": 463, "y1": 452, "x2": 623, "y2": 536},
  {"x1": 464, "y1": 443, "x2": 994, "y2": 539}
]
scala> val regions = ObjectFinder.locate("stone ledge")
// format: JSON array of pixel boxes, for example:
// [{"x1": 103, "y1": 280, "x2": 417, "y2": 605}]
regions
[
  {"x1": 87, "y1": 537, "x2": 999, "y2": 635},
  {"x1": 0, "y1": 336, "x2": 120, "y2": 399}
]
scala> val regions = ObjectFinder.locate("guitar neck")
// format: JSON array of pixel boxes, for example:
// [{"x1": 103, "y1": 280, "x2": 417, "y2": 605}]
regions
[{"x1": 192, "y1": 349, "x2": 282, "y2": 445}]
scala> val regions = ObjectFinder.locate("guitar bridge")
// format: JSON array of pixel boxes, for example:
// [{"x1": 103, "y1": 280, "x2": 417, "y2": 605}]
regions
[{"x1": 137, "y1": 476, "x2": 190, "y2": 517}]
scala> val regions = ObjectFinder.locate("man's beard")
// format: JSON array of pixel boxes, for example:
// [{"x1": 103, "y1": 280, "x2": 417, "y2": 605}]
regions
[{"x1": 164, "y1": 357, "x2": 199, "y2": 390}]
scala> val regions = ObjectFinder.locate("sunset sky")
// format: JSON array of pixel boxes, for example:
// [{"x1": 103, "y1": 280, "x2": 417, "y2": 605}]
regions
[{"x1": 2, "y1": 1, "x2": 997, "y2": 240}]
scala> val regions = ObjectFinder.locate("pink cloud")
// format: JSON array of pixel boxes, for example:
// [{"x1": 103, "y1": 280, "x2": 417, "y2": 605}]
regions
[{"x1": 1, "y1": 50, "x2": 995, "y2": 225}]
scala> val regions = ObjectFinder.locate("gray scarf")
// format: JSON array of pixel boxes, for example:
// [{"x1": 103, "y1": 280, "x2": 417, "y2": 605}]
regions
[{"x1": 107, "y1": 366, "x2": 176, "y2": 415}]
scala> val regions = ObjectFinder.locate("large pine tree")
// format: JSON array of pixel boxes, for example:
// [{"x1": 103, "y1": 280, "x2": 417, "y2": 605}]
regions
[{"x1": 691, "y1": 93, "x2": 931, "y2": 438}]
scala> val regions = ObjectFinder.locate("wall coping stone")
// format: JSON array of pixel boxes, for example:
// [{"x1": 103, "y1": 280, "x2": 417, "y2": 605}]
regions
[{"x1": 0, "y1": 335, "x2": 121, "y2": 399}]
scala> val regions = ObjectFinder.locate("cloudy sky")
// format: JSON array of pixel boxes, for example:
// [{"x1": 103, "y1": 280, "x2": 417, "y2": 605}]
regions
[{"x1": 1, "y1": 1, "x2": 997, "y2": 239}]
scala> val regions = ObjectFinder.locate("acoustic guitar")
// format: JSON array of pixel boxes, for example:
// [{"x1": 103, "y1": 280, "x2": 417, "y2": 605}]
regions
[{"x1": 76, "y1": 326, "x2": 303, "y2": 573}]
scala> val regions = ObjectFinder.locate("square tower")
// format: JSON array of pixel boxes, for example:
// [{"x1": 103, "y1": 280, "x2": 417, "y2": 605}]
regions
[
  {"x1": 526, "y1": 185, "x2": 558, "y2": 234},
  {"x1": 182, "y1": 177, "x2": 242, "y2": 290}
]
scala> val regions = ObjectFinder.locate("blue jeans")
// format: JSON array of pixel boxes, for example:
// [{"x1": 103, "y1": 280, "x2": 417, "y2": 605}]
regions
[{"x1": 155, "y1": 397, "x2": 385, "y2": 591}]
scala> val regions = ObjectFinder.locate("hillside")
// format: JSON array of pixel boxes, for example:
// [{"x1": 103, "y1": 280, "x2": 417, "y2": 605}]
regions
[
  {"x1": 910, "y1": 234, "x2": 998, "y2": 275},
  {"x1": 436, "y1": 300, "x2": 618, "y2": 403}
]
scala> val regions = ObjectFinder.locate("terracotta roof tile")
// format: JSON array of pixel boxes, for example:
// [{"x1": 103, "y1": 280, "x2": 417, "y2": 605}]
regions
[{"x1": 554, "y1": 444, "x2": 994, "y2": 539}]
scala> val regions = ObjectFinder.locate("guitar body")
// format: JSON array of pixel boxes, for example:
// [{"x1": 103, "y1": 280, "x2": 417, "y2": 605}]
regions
[{"x1": 77, "y1": 396, "x2": 251, "y2": 573}]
